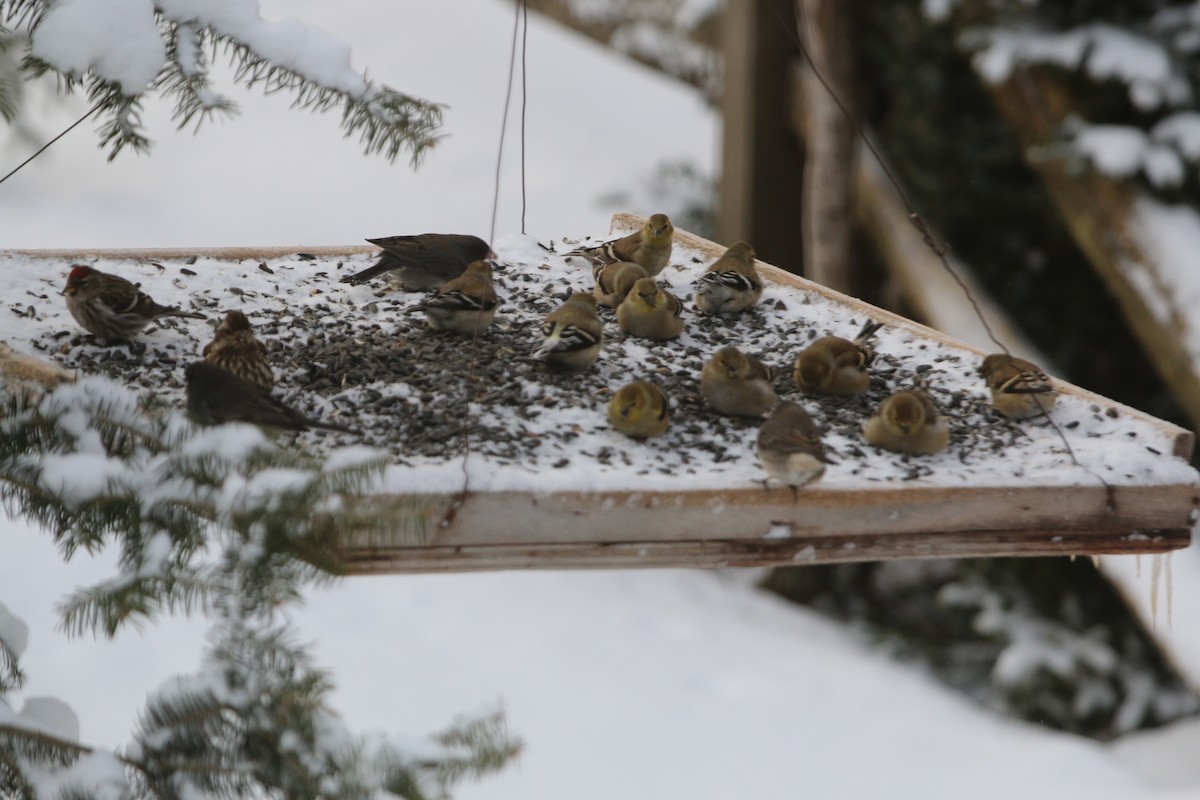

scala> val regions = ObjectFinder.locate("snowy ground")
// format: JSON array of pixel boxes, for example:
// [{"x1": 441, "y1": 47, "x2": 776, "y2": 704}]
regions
[{"x1": 4, "y1": 0, "x2": 1200, "y2": 797}]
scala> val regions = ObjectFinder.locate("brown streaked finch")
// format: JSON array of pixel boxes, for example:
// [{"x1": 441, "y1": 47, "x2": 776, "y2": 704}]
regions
[
  {"x1": 202, "y1": 310, "x2": 274, "y2": 392},
  {"x1": 64, "y1": 264, "x2": 205, "y2": 342},
  {"x1": 185, "y1": 362, "x2": 358, "y2": 435}
]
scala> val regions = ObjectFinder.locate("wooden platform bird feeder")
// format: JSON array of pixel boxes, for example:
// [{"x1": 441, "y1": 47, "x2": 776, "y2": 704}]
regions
[{"x1": 5, "y1": 214, "x2": 1197, "y2": 573}]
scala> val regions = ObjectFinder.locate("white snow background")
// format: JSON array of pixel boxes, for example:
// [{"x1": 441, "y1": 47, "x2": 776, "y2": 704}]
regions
[{"x1": 4, "y1": 0, "x2": 1200, "y2": 796}]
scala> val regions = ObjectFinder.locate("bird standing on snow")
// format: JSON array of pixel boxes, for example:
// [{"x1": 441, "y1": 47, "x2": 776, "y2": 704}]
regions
[
  {"x1": 863, "y1": 389, "x2": 950, "y2": 455},
  {"x1": 617, "y1": 278, "x2": 684, "y2": 341},
  {"x1": 607, "y1": 380, "x2": 670, "y2": 439},
  {"x1": 342, "y1": 233, "x2": 493, "y2": 291},
  {"x1": 694, "y1": 241, "x2": 762, "y2": 315},
  {"x1": 978, "y1": 353, "x2": 1058, "y2": 419},
  {"x1": 593, "y1": 261, "x2": 647, "y2": 308},
  {"x1": 563, "y1": 213, "x2": 674, "y2": 276},
  {"x1": 531, "y1": 292, "x2": 604, "y2": 371},
  {"x1": 700, "y1": 346, "x2": 778, "y2": 418},
  {"x1": 202, "y1": 310, "x2": 274, "y2": 392},
  {"x1": 793, "y1": 320, "x2": 883, "y2": 396},
  {"x1": 405, "y1": 260, "x2": 499, "y2": 335},
  {"x1": 757, "y1": 402, "x2": 831, "y2": 490},
  {"x1": 185, "y1": 362, "x2": 357, "y2": 435},
  {"x1": 63, "y1": 264, "x2": 206, "y2": 342}
]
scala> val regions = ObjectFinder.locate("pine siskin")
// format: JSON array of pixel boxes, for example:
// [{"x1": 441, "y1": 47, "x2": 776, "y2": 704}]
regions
[
  {"x1": 342, "y1": 233, "x2": 493, "y2": 290},
  {"x1": 202, "y1": 310, "x2": 274, "y2": 392},
  {"x1": 530, "y1": 292, "x2": 604, "y2": 371},
  {"x1": 607, "y1": 380, "x2": 670, "y2": 439},
  {"x1": 405, "y1": 260, "x2": 500, "y2": 335},
  {"x1": 593, "y1": 261, "x2": 648, "y2": 308},
  {"x1": 185, "y1": 362, "x2": 358, "y2": 434},
  {"x1": 757, "y1": 402, "x2": 831, "y2": 489},
  {"x1": 700, "y1": 345, "x2": 778, "y2": 418},
  {"x1": 64, "y1": 264, "x2": 205, "y2": 341},
  {"x1": 793, "y1": 320, "x2": 883, "y2": 396},
  {"x1": 563, "y1": 214, "x2": 674, "y2": 276},
  {"x1": 694, "y1": 241, "x2": 763, "y2": 315},
  {"x1": 863, "y1": 389, "x2": 950, "y2": 455},
  {"x1": 616, "y1": 278, "x2": 684, "y2": 341},
  {"x1": 978, "y1": 353, "x2": 1058, "y2": 419}
]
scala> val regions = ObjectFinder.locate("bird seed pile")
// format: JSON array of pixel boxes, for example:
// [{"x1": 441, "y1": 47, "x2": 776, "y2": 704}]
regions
[{"x1": 1, "y1": 232, "x2": 1193, "y2": 494}]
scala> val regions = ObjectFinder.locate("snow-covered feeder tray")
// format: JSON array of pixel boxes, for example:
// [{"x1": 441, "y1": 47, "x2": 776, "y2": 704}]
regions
[{"x1": 4, "y1": 214, "x2": 1196, "y2": 572}]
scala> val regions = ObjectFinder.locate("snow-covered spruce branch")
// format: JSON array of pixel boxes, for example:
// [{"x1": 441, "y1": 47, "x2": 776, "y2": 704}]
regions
[
  {"x1": 1, "y1": 605, "x2": 520, "y2": 799},
  {"x1": 0, "y1": 376, "x2": 521, "y2": 797},
  {"x1": 0, "y1": 375, "x2": 397, "y2": 634},
  {"x1": 1, "y1": 0, "x2": 443, "y2": 163}
]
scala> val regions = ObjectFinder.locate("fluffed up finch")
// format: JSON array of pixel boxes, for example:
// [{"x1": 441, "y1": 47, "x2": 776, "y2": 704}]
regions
[
  {"x1": 700, "y1": 345, "x2": 778, "y2": 418},
  {"x1": 563, "y1": 213, "x2": 674, "y2": 276},
  {"x1": 694, "y1": 241, "x2": 763, "y2": 315},
  {"x1": 978, "y1": 353, "x2": 1058, "y2": 419},
  {"x1": 593, "y1": 261, "x2": 647, "y2": 308},
  {"x1": 343, "y1": 233, "x2": 493, "y2": 291},
  {"x1": 757, "y1": 402, "x2": 831, "y2": 490},
  {"x1": 793, "y1": 320, "x2": 884, "y2": 396},
  {"x1": 607, "y1": 380, "x2": 670, "y2": 439},
  {"x1": 616, "y1": 278, "x2": 684, "y2": 340},
  {"x1": 405, "y1": 260, "x2": 500, "y2": 335},
  {"x1": 185, "y1": 362, "x2": 358, "y2": 435},
  {"x1": 202, "y1": 310, "x2": 274, "y2": 392},
  {"x1": 531, "y1": 292, "x2": 604, "y2": 371},
  {"x1": 64, "y1": 264, "x2": 205, "y2": 341},
  {"x1": 863, "y1": 389, "x2": 950, "y2": 455}
]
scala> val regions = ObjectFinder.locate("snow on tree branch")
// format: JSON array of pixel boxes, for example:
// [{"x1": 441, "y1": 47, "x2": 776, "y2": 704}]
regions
[
  {"x1": 1, "y1": 0, "x2": 443, "y2": 163},
  {"x1": 0, "y1": 373, "x2": 520, "y2": 798}
]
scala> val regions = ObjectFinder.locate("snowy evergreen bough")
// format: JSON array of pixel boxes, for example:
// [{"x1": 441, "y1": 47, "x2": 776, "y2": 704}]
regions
[
  {"x1": 0, "y1": 0, "x2": 443, "y2": 162},
  {"x1": 0, "y1": 376, "x2": 520, "y2": 798}
]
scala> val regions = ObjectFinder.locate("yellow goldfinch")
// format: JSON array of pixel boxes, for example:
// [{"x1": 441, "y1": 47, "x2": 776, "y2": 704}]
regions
[
  {"x1": 563, "y1": 213, "x2": 674, "y2": 276},
  {"x1": 616, "y1": 278, "x2": 685, "y2": 341},
  {"x1": 700, "y1": 346, "x2": 778, "y2": 417},
  {"x1": 531, "y1": 292, "x2": 604, "y2": 371},
  {"x1": 756, "y1": 402, "x2": 831, "y2": 489},
  {"x1": 863, "y1": 389, "x2": 950, "y2": 455},
  {"x1": 405, "y1": 260, "x2": 499, "y2": 335},
  {"x1": 979, "y1": 353, "x2": 1058, "y2": 419},
  {"x1": 793, "y1": 320, "x2": 883, "y2": 396},
  {"x1": 593, "y1": 261, "x2": 648, "y2": 308},
  {"x1": 607, "y1": 380, "x2": 670, "y2": 439},
  {"x1": 694, "y1": 241, "x2": 763, "y2": 314}
]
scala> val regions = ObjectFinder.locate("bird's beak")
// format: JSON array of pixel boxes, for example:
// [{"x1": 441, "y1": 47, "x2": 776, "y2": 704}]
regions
[{"x1": 899, "y1": 423, "x2": 911, "y2": 434}]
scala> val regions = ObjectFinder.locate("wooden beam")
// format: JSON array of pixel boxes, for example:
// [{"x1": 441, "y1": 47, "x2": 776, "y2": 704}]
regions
[
  {"x1": 341, "y1": 530, "x2": 1192, "y2": 573},
  {"x1": 971, "y1": 64, "x2": 1200, "y2": 437},
  {"x1": 8, "y1": 245, "x2": 377, "y2": 260}
]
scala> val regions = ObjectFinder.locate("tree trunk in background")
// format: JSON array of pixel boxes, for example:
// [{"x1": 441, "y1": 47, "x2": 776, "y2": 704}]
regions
[
  {"x1": 798, "y1": 0, "x2": 856, "y2": 292},
  {"x1": 719, "y1": 0, "x2": 806, "y2": 272}
]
